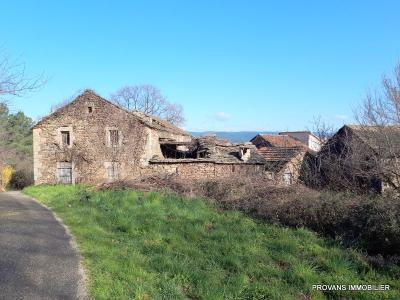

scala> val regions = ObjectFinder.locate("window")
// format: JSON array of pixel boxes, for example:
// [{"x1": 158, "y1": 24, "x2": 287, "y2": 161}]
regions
[
  {"x1": 107, "y1": 163, "x2": 119, "y2": 182},
  {"x1": 283, "y1": 172, "x2": 293, "y2": 185},
  {"x1": 88, "y1": 106, "x2": 93, "y2": 113},
  {"x1": 61, "y1": 131, "x2": 70, "y2": 146},
  {"x1": 58, "y1": 127, "x2": 72, "y2": 148},
  {"x1": 109, "y1": 130, "x2": 119, "y2": 147}
]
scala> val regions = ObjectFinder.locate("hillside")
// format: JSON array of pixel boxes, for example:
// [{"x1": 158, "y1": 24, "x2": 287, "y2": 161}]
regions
[{"x1": 24, "y1": 185, "x2": 400, "y2": 299}]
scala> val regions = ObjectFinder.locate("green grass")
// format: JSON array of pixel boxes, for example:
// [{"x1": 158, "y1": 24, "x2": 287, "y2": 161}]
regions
[{"x1": 24, "y1": 185, "x2": 400, "y2": 299}]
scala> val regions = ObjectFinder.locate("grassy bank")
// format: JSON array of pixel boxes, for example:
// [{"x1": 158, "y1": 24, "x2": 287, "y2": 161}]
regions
[{"x1": 24, "y1": 185, "x2": 400, "y2": 299}]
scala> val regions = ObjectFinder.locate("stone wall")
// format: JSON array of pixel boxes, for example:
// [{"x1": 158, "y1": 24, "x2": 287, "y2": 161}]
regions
[
  {"x1": 33, "y1": 91, "x2": 190, "y2": 184},
  {"x1": 275, "y1": 151, "x2": 307, "y2": 185},
  {"x1": 143, "y1": 127, "x2": 191, "y2": 164},
  {"x1": 146, "y1": 161, "x2": 264, "y2": 180},
  {"x1": 34, "y1": 91, "x2": 267, "y2": 185}
]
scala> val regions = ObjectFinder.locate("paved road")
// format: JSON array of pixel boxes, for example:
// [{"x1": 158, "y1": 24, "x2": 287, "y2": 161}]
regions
[{"x1": 0, "y1": 191, "x2": 88, "y2": 300}]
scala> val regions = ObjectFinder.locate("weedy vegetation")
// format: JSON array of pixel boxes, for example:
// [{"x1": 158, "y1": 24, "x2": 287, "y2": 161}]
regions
[{"x1": 24, "y1": 184, "x2": 400, "y2": 299}]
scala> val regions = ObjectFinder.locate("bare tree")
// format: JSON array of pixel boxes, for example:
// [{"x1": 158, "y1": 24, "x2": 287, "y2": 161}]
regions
[
  {"x1": 357, "y1": 63, "x2": 400, "y2": 126},
  {"x1": 0, "y1": 49, "x2": 44, "y2": 188},
  {"x1": 308, "y1": 62, "x2": 400, "y2": 193},
  {"x1": 0, "y1": 50, "x2": 44, "y2": 104},
  {"x1": 110, "y1": 84, "x2": 185, "y2": 126},
  {"x1": 310, "y1": 116, "x2": 335, "y2": 142},
  {"x1": 352, "y1": 62, "x2": 400, "y2": 191},
  {"x1": 298, "y1": 117, "x2": 334, "y2": 187}
]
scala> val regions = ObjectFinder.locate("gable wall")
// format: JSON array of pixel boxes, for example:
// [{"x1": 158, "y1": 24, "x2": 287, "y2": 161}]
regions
[
  {"x1": 251, "y1": 135, "x2": 269, "y2": 148},
  {"x1": 34, "y1": 93, "x2": 151, "y2": 184},
  {"x1": 275, "y1": 151, "x2": 307, "y2": 185}
]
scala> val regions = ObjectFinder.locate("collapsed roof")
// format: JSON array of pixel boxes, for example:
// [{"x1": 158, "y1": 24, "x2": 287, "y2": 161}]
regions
[
  {"x1": 131, "y1": 110, "x2": 189, "y2": 136},
  {"x1": 151, "y1": 135, "x2": 266, "y2": 164}
]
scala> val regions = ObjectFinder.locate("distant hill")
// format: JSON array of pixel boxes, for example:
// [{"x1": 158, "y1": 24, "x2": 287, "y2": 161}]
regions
[{"x1": 190, "y1": 131, "x2": 278, "y2": 143}]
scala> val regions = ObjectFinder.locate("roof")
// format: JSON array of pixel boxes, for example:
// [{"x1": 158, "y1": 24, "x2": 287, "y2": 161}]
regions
[
  {"x1": 255, "y1": 134, "x2": 306, "y2": 148},
  {"x1": 279, "y1": 131, "x2": 312, "y2": 134},
  {"x1": 279, "y1": 131, "x2": 320, "y2": 140},
  {"x1": 340, "y1": 124, "x2": 400, "y2": 154},
  {"x1": 205, "y1": 142, "x2": 265, "y2": 165},
  {"x1": 151, "y1": 135, "x2": 266, "y2": 164},
  {"x1": 257, "y1": 146, "x2": 304, "y2": 162},
  {"x1": 256, "y1": 146, "x2": 306, "y2": 172},
  {"x1": 34, "y1": 89, "x2": 190, "y2": 136},
  {"x1": 130, "y1": 110, "x2": 189, "y2": 136}
]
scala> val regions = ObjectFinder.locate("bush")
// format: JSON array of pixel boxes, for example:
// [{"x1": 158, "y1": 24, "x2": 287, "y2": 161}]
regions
[
  {"x1": 9, "y1": 169, "x2": 34, "y2": 190},
  {"x1": 24, "y1": 184, "x2": 400, "y2": 299},
  {"x1": 260, "y1": 192, "x2": 400, "y2": 257},
  {"x1": 206, "y1": 181, "x2": 400, "y2": 259},
  {"x1": 0, "y1": 165, "x2": 14, "y2": 191},
  {"x1": 111, "y1": 175, "x2": 400, "y2": 260}
]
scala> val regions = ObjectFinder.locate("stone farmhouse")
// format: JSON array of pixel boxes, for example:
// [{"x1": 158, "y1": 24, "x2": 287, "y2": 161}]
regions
[
  {"x1": 148, "y1": 135, "x2": 266, "y2": 179},
  {"x1": 33, "y1": 90, "x2": 265, "y2": 184},
  {"x1": 316, "y1": 124, "x2": 400, "y2": 192},
  {"x1": 251, "y1": 132, "x2": 321, "y2": 185}
]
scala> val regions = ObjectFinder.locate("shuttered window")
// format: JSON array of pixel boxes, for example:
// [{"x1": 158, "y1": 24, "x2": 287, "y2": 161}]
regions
[
  {"x1": 107, "y1": 163, "x2": 119, "y2": 181},
  {"x1": 61, "y1": 131, "x2": 70, "y2": 146},
  {"x1": 109, "y1": 130, "x2": 119, "y2": 147}
]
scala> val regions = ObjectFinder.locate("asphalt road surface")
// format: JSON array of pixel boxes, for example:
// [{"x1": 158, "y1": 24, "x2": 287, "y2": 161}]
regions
[{"x1": 0, "y1": 191, "x2": 88, "y2": 300}]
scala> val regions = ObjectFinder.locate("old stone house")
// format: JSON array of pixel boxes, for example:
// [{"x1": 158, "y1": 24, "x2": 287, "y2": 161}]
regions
[
  {"x1": 251, "y1": 133, "x2": 305, "y2": 149},
  {"x1": 279, "y1": 131, "x2": 322, "y2": 152},
  {"x1": 257, "y1": 146, "x2": 308, "y2": 185},
  {"x1": 314, "y1": 124, "x2": 400, "y2": 192},
  {"x1": 33, "y1": 90, "x2": 265, "y2": 184},
  {"x1": 147, "y1": 135, "x2": 266, "y2": 179},
  {"x1": 250, "y1": 133, "x2": 318, "y2": 185}
]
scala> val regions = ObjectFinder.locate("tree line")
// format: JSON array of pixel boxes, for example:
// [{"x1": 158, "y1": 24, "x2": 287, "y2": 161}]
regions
[
  {"x1": 0, "y1": 103, "x2": 34, "y2": 189},
  {"x1": 0, "y1": 49, "x2": 42, "y2": 190}
]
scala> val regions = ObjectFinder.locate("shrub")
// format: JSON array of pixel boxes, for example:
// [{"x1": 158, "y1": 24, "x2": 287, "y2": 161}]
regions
[
  {"x1": 24, "y1": 184, "x2": 400, "y2": 299},
  {"x1": 110, "y1": 175, "x2": 400, "y2": 260},
  {"x1": 9, "y1": 169, "x2": 33, "y2": 190},
  {"x1": 77, "y1": 188, "x2": 91, "y2": 202},
  {"x1": 0, "y1": 165, "x2": 14, "y2": 190}
]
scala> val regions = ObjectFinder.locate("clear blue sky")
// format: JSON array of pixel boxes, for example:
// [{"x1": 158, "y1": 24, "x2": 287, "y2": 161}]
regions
[{"x1": 2, "y1": 0, "x2": 400, "y2": 131}]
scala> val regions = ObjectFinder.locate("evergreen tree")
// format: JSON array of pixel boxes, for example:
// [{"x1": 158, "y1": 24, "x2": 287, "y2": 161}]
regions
[{"x1": 0, "y1": 103, "x2": 34, "y2": 171}]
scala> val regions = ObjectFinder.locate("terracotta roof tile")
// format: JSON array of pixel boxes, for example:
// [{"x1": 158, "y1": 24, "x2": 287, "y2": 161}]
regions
[
  {"x1": 259, "y1": 134, "x2": 305, "y2": 148},
  {"x1": 257, "y1": 146, "x2": 303, "y2": 162}
]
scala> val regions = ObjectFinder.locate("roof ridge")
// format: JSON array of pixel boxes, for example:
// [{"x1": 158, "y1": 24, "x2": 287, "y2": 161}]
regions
[
  {"x1": 257, "y1": 133, "x2": 305, "y2": 148},
  {"x1": 34, "y1": 89, "x2": 190, "y2": 136}
]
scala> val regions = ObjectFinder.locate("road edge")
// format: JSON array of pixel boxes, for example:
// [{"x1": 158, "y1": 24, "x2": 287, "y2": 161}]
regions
[{"x1": 17, "y1": 191, "x2": 91, "y2": 300}]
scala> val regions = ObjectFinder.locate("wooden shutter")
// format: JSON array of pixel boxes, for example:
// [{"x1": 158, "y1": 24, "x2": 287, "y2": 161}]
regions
[
  {"x1": 109, "y1": 130, "x2": 119, "y2": 146},
  {"x1": 61, "y1": 131, "x2": 70, "y2": 146},
  {"x1": 58, "y1": 162, "x2": 72, "y2": 184}
]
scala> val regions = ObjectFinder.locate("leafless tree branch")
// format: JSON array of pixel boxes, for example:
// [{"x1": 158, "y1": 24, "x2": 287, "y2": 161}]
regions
[
  {"x1": 0, "y1": 49, "x2": 45, "y2": 103},
  {"x1": 110, "y1": 84, "x2": 185, "y2": 126}
]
